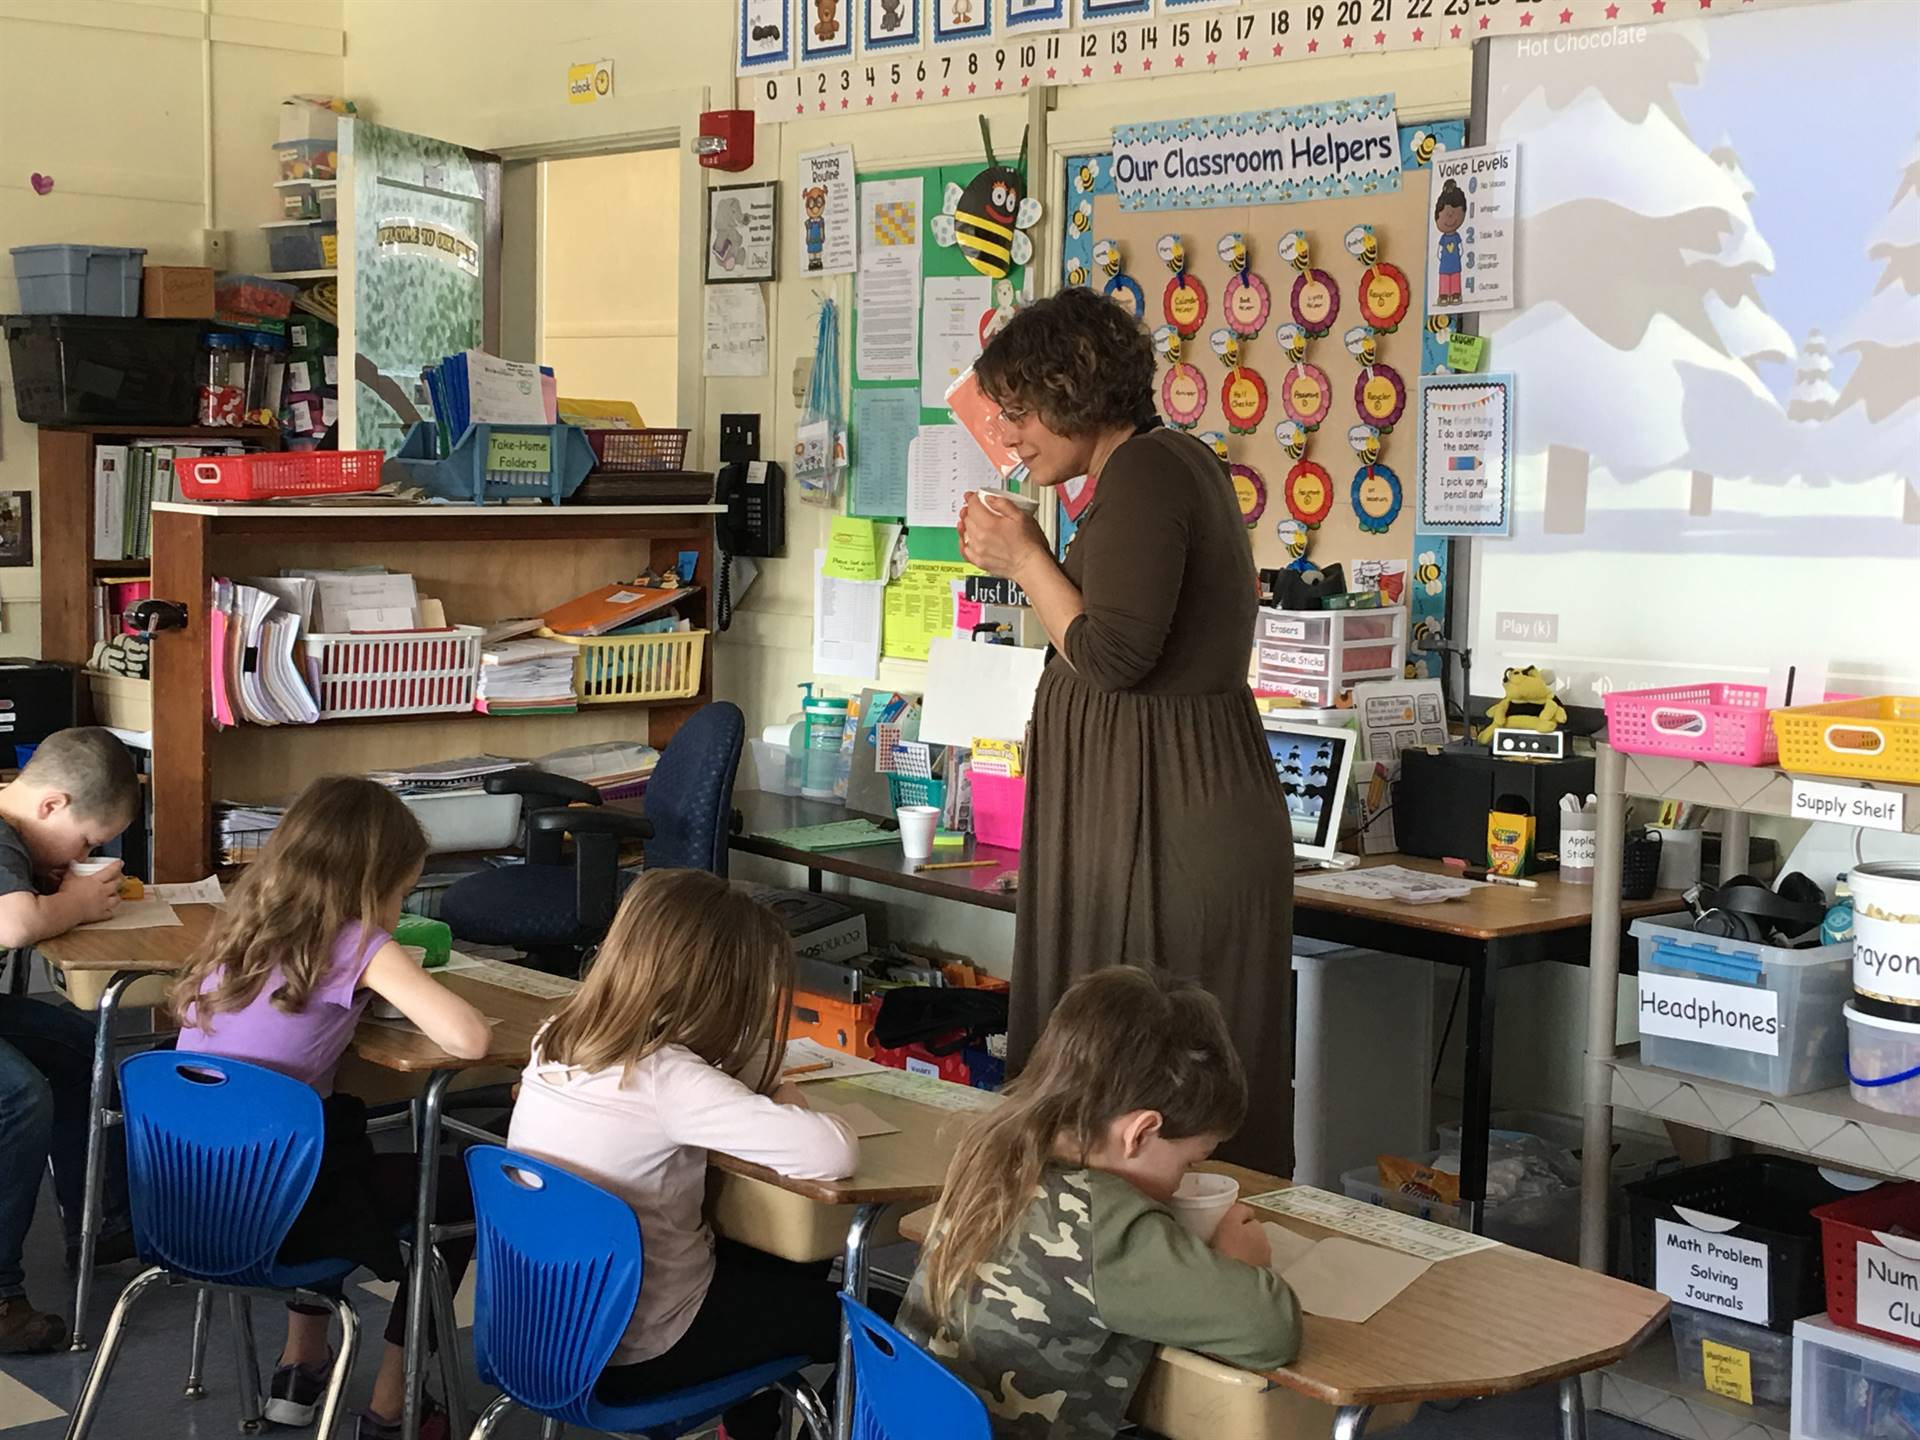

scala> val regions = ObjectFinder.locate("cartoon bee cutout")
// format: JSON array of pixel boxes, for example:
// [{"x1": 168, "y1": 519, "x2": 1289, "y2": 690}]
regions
[
  {"x1": 1151, "y1": 324, "x2": 1185, "y2": 366},
  {"x1": 1275, "y1": 323, "x2": 1308, "y2": 365},
  {"x1": 1093, "y1": 238, "x2": 1123, "y2": 280},
  {"x1": 1066, "y1": 259, "x2": 1090, "y2": 288},
  {"x1": 1070, "y1": 199, "x2": 1093, "y2": 236},
  {"x1": 1426, "y1": 312, "x2": 1453, "y2": 341},
  {"x1": 1277, "y1": 229, "x2": 1311, "y2": 274},
  {"x1": 1413, "y1": 616, "x2": 1444, "y2": 652},
  {"x1": 1075, "y1": 158, "x2": 1101, "y2": 193},
  {"x1": 1274, "y1": 419, "x2": 1309, "y2": 461},
  {"x1": 1216, "y1": 231, "x2": 1248, "y2": 274},
  {"x1": 1209, "y1": 328, "x2": 1242, "y2": 369},
  {"x1": 1344, "y1": 325, "x2": 1380, "y2": 367},
  {"x1": 1347, "y1": 424, "x2": 1383, "y2": 466},
  {"x1": 932, "y1": 121, "x2": 1042, "y2": 281},
  {"x1": 1416, "y1": 550, "x2": 1444, "y2": 596},
  {"x1": 1410, "y1": 130, "x2": 1440, "y2": 166},
  {"x1": 1197, "y1": 430, "x2": 1230, "y2": 462},
  {"x1": 1276, "y1": 517, "x2": 1312, "y2": 565},
  {"x1": 1344, "y1": 224, "x2": 1379, "y2": 267},
  {"x1": 1156, "y1": 233, "x2": 1187, "y2": 276}
]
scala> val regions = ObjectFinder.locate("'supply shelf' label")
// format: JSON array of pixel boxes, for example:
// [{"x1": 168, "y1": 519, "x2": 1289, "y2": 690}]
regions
[
  {"x1": 1655, "y1": 1219, "x2": 1770, "y2": 1324},
  {"x1": 1638, "y1": 972, "x2": 1781, "y2": 1057},
  {"x1": 1790, "y1": 778, "x2": 1906, "y2": 832},
  {"x1": 1857, "y1": 1241, "x2": 1920, "y2": 1342}
]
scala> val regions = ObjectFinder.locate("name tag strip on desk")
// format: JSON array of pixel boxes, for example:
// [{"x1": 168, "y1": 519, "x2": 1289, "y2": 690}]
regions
[
  {"x1": 1242, "y1": 1186, "x2": 1502, "y2": 1263},
  {"x1": 439, "y1": 953, "x2": 580, "y2": 1000}
]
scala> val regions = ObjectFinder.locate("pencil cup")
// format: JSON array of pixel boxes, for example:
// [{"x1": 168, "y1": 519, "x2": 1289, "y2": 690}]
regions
[
  {"x1": 1169, "y1": 1172, "x2": 1240, "y2": 1242},
  {"x1": 1559, "y1": 814, "x2": 1597, "y2": 885},
  {"x1": 1653, "y1": 827, "x2": 1703, "y2": 891},
  {"x1": 896, "y1": 805, "x2": 940, "y2": 861}
]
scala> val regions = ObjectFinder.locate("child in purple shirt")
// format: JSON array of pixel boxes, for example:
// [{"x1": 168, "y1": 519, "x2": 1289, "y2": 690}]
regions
[{"x1": 172, "y1": 777, "x2": 490, "y2": 1440}]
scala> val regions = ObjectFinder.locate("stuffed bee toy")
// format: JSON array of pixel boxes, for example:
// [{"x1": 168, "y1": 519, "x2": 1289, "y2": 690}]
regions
[{"x1": 1478, "y1": 666, "x2": 1569, "y2": 742}]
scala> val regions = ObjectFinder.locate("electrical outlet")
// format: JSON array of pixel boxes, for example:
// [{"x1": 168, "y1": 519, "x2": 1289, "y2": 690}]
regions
[
  {"x1": 197, "y1": 229, "x2": 233, "y2": 267},
  {"x1": 792, "y1": 356, "x2": 812, "y2": 408}
]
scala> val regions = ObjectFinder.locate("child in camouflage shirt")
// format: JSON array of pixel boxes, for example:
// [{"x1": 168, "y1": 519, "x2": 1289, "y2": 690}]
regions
[{"x1": 900, "y1": 967, "x2": 1301, "y2": 1437}]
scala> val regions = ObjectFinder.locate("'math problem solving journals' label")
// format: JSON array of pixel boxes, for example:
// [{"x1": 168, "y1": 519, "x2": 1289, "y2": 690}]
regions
[{"x1": 1655, "y1": 1220, "x2": 1770, "y2": 1324}]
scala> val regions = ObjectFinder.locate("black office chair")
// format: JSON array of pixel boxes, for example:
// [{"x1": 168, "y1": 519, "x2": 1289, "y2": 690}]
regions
[{"x1": 437, "y1": 702, "x2": 747, "y2": 975}]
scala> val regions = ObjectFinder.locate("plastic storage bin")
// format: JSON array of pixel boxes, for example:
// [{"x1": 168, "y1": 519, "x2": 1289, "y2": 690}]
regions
[
  {"x1": 399, "y1": 789, "x2": 523, "y2": 855},
  {"x1": 584, "y1": 428, "x2": 691, "y2": 472},
  {"x1": 1251, "y1": 673, "x2": 1338, "y2": 708},
  {"x1": 1793, "y1": 1313, "x2": 1920, "y2": 1440},
  {"x1": 274, "y1": 138, "x2": 337, "y2": 180},
  {"x1": 788, "y1": 990, "x2": 880, "y2": 1058},
  {"x1": 1632, "y1": 917, "x2": 1852, "y2": 1097},
  {"x1": 1847, "y1": 1004, "x2": 1920, "y2": 1116},
  {"x1": 1670, "y1": 1305, "x2": 1795, "y2": 1408},
  {"x1": 279, "y1": 182, "x2": 338, "y2": 221},
  {"x1": 2, "y1": 315, "x2": 201, "y2": 425},
  {"x1": 393, "y1": 423, "x2": 595, "y2": 505},
  {"x1": 174, "y1": 450, "x2": 383, "y2": 502},
  {"x1": 301, "y1": 626, "x2": 484, "y2": 720},
  {"x1": 748, "y1": 737, "x2": 803, "y2": 796},
  {"x1": 1773, "y1": 697, "x2": 1920, "y2": 785},
  {"x1": 537, "y1": 628, "x2": 705, "y2": 706},
  {"x1": 1255, "y1": 608, "x2": 1402, "y2": 646},
  {"x1": 1813, "y1": 1181, "x2": 1920, "y2": 1348},
  {"x1": 1626, "y1": 1155, "x2": 1851, "y2": 1333},
  {"x1": 1250, "y1": 607, "x2": 1407, "y2": 697},
  {"x1": 264, "y1": 220, "x2": 337, "y2": 273},
  {"x1": 10, "y1": 245, "x2": 145, "y2": 316},
  {"x1": 971, "y1": 772, "x2": 1027, "y2": 850},
  {"x1": 1604, "y1": 683, "x2": 1799, "y2": 767}
]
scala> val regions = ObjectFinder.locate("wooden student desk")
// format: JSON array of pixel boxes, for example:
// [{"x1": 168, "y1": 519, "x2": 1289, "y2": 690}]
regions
[
  {"x1": 35, "y1": 905, "x2": 573, "y2": 1440},
  {"x1": 731, "y1": 791, "x2": 1680, "y2": 1230},
  {"x1": 899, "y1": 1162, "x2": 1668, "y2": 1440}
]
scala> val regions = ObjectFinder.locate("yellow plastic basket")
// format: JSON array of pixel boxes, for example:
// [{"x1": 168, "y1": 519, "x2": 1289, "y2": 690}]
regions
[
  {"x1": 539, "y1": 627, "x2": 707, "y2": 705},
  {"x1": 1771, "y1": 696, "x2": 1920, "y2": 785}
]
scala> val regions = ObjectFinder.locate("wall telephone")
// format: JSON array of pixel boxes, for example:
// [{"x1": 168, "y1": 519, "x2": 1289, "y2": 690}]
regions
[{"x1": 715, "y1": 413, "x2": 783, "y2": 631}]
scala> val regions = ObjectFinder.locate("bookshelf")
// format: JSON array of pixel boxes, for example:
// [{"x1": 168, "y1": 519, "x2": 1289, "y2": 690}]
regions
[
  {"x1": 147, "y1": 500, "x2": 724, "y2": 880},
  {"x1": 37, "y1": 424, "x2": 280, "y2": 667}
]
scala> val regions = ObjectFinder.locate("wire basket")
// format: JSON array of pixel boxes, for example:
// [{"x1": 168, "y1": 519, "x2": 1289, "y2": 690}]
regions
[
  {"x1": 302, "y1": 626, "x2": 483, "y2": 719},
  {"x1": 174, "y1": 449, "x2": 383, "y2": 501},
  {"x1": 1773, "y1": 696, "x2": 1920, "y2": 785},
  {"x1": 538, "y1": 628, "x2": 706, "y2": 705},
  {"x1": 887, "y1": 774, "x2": 946, "y2": 811},
  {"x1": 585, "y1": 428, "x2": 690, "y2": 473}
]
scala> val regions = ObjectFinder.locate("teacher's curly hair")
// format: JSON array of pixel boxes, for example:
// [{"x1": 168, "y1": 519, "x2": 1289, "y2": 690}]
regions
[{"x1": 974, "y1": 286, "x2": 1156, "y2": 438}]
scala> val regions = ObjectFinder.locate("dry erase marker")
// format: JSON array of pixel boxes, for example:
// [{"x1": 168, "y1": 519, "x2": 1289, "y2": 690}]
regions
[{"x1": 1443, "y1": 858, "x2": 1541, "y2": 889}]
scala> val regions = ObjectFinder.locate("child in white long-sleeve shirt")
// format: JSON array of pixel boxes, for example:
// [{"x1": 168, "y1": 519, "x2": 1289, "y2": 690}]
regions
[{"x1": 507, "y1": 870, "x2": 856, "y2": 1439}]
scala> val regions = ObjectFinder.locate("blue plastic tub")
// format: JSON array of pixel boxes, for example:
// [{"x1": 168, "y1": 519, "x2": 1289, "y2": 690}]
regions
[
  {"x1": 10, "y1": 245, "x2": 145, "y2": 316},
  {"x1": 389, "y1": 422, "x2": 593, "y2": 505}
]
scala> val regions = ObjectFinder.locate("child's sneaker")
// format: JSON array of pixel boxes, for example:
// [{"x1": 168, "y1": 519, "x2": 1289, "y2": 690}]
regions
[
  {"x1": 353, "y1": 1396, "x2": 448, "y2": 1440},
  {"x1": 263, "y1": 1358, "x2": 331, "y2": 1426}
]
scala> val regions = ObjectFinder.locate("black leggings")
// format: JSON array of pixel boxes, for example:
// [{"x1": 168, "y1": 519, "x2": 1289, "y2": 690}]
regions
[{"x1": 595, "y1": 1240, "x2": 840, "y2": 1440}]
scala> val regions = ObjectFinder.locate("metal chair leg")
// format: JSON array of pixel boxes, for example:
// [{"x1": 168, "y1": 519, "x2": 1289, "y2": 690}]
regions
[
  {"x1": 183, "y1": 1287, "x2": 213, "y2": 1398},
  {"x1": 1331, "y1": 1405, "x2": 1373, "y2": 1440},
  {"x1": 313, "y1": 1297, "x2": 361, "y2": 1440},
  {"x1": 63, "y1": 1264, "x2": 169, "y2": 1439},
  {"x1": 537, "y1": 1418, "x2": 564, "y2": 1440},
  {"x1": 777, "y1": 1379, "x2": 832, "y2": 1440},
  {"x1": 228, "y1": 1294, "x2": 264, "y2": 1433},
  {"x1": 1558, "y1": 1376, "x2": 1589, "y2": 1440},
  {"x1": 466, "y1": 1393, "x2": 517, "y2": 1440},
  {"x1": 428, "y1": 1247, "x2": 469, "y2": 1440}
]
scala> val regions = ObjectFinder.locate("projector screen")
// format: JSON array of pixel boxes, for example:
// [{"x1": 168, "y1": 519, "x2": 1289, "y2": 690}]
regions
[{"x1": 1471, "y1": 3, "x2": 1920, "y2": 708}]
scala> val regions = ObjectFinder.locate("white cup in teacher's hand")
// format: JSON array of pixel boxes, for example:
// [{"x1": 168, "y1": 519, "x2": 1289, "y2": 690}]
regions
[
  {"x1": 973, "y1": 488, "x2": 1040, "y2": 518},
  {"x1": 1169, "y1": 1171, "x2": 1240, "y2": 1242}
]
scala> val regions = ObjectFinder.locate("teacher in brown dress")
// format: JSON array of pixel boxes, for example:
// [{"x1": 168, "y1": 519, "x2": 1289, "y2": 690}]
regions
[{"x1": 957, "y1": 288, "x2": 1295, "y2": 1173}]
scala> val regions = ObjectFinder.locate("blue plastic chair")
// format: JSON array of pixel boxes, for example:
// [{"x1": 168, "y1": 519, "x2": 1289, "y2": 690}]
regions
[
  {"x1": 65, "y1": 1054, "x2": 368, "y2": 1438},
  {"x1": 463, "y1": 1145, "x2": 828, "y2": 1440},
  {"x1": 839, "y1": 1295, "x2": 992, "y2": 1440}
]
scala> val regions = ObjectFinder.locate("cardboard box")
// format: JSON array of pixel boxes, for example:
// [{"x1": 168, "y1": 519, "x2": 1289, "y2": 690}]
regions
[
  {"x1": 278, "y1": 100, "x2": 341, "y2": 143},
  {"x1": 141, "y1": 266, "x2": 215, "y2": 319}
]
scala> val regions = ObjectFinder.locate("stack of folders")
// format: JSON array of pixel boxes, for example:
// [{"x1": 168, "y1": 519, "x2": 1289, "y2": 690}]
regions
[
  {"x1": 94, "y1": 439, "x2": 253, "y2": 561},
  {"x1": 419, "y1": 350, "x2": 557, "y2": 458},
  {"x1": 477, "y1": 636, "x2": 578, "y2": 716},
  {"x1": 216, "y1": 803, "x2": 284, "y2": 864},
  {"x1": 208, "y1": 578, "x2": 319, "y2": 728}
]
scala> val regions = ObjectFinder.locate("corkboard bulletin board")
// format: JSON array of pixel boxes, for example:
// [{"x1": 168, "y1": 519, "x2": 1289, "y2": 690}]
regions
[{"x1": 1071, "y1": 160, "x2": 1429, "y2": 584}]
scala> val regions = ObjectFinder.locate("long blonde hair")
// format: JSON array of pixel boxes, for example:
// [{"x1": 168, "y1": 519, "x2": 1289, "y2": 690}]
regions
[
  {"x1": 921, "y1": 966, "x2": 1247, "y2": 1322},
  {"x1": 172, "y1": 776, "x2": 426, "y2": 1027},
  {"x1": 537, "y1": 870, "x2": 793, "y2": 1091}
]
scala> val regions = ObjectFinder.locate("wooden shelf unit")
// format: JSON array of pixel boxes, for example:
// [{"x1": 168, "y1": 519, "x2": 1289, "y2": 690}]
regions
[
  {"x1": 148, "y1": 501, "x2": 722, "y2": 881},
  {"x1": 37, "y1": 424, "x2": 281, "y2": 665}
]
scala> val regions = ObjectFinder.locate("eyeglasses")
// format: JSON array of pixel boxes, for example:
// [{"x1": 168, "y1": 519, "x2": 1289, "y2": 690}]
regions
[{"x1": 996, "y1": 406, "x2": 1031, "y2": 427}]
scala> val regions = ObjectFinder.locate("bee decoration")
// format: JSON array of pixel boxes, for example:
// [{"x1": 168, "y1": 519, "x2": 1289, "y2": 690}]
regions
[
  {"x1": 1344, "y1": 325, "x2": 1380, "y2": 367},
  {"x1": 1216, "y1": 231, "x2": 1248, "y2": 275},
  {"x1": 1277, "y1": 229, "x2": 1311, "y2": 275},
  {"x1": 1158, "y1": 233, "x2": 1207, "y2": 337},
  {"x1": 932, "y1": 118, "x2": 1043, "y2": 281},
  {"x1": 1070, "y1": 199, "x2": 1093, "y2": 236},
  {"x1": 1275, "y1": 323, "x2": 1309, "y2": 365},
  {"x1": 1093, "y1": 238, "x2": 1123, "y2": 280},
  {"x1": 1152, "y1": 324, "x2": 1185, "y2": 367},
  {"x1": 1066, "y1": 260, "x2": 1090, "y2": 288},
  {"x1": 1196, "y1": 430, "x2": 1230, "y2": 463},
  {"x1": 1410, "y1": 130, "x2": 1440, "y2": 166},
  {"x1": 1274, "y1": 419, "x2": 1309, "y2": 461},
  {"x1": 1209, "y1": 328, "x2": 1242, "y2": 370},
  {"x1": 1075, "y1": 158, "x2": 1101, "y2": 193},
  {"x1": 1426, "y1": 312, "x2": 1453, "y2": 339},
  {"x1": 1347, "y1": 423, "x2": 1383, "y2": 466},
  {"x1": 1094, "y1": 237, "x2": 1144, "y2": 320},
  {"x1": 1156, "y1": 233, "x2": 1187, "y2": 277},
  {"x1": 1416, "y1": 550, "x2": 1444, "y2": 595},
  {"x1": 1344, "y1": 224, "x2": 1379, "y2": 268}
]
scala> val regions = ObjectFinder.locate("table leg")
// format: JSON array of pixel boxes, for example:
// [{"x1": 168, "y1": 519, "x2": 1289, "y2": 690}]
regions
[
  {"x1": 1331, "y1": 1404, "x2": 1373, "y2": 1439},
  {"x1": 1456, "y1": 946, "x2": 1500, "y2": 1234},
  {"x1": 1557, "y1": 1376, "x2": 1589, "y2": 1440},
  {"x1": 402, "y1": 1070, "x2": 452, "y2": 1440},
  {"x1": 833, "y1": 1202, "x2": 886, "y2": 1440},
  {"x1": 808, "y1": 866, "x2": 822, "y2": 895},
  {"x1": 70, "y1": 971, "x2": 135, "y2": 1351}
]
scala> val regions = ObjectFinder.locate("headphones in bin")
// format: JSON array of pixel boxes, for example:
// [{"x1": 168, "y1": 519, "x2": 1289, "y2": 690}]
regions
[{"x1": 1688, "y1": 872, "x2": 1829, "y2": 947}]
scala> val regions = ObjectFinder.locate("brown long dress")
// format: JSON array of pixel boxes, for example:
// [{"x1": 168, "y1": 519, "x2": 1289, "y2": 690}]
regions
[{"x1": 1009, "y1": 424, "x2": 1295, "y2": 1173}]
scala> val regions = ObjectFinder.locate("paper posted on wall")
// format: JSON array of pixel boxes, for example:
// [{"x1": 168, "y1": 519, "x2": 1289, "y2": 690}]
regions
[{"x1": 1351, "y1": 677, "x2": 1449, "y2": 853}]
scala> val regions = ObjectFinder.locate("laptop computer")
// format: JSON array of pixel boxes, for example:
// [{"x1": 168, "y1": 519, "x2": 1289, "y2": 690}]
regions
[{"x1": 1260, "y1": 717, "x2": 1356, "y2": 869}]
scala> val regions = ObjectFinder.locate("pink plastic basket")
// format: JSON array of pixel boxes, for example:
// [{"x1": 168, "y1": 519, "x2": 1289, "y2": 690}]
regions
[
  {"x1": 971, "y1": 772, "x2": 1027, "y2": 850},
  {"x1": 1603, "y1": 684, "x2": 1786, "y2": 766}
]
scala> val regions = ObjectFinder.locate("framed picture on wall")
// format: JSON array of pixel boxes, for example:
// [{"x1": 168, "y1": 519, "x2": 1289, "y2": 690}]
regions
[{"x1": 707, "y1": 180, "x2": 778, "y2": 284}]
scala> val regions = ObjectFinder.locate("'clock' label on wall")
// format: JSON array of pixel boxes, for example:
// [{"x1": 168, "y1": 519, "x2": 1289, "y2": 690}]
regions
[
  {"x1": 1654, "y1": 1219, "x2": 1770, "y2": 1324},
  {"x1": 1856, "y1": 1241, "x2": 1920, "y2": 1342}
]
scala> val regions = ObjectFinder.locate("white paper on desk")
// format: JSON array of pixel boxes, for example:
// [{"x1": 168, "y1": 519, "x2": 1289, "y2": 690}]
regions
[
  {"x1": 1261, "y1": 1224, "x2": 1433, "y2": 1324},
  {"x1": 921, "y1": 276, "x2": 990, "y2": 408},
  {"x1": 81, "y1": 899, "x2": 181, "y2": 931},
  {"x1": 150, "y1": 877, "x2": 224, "y2": 905},
  {"x1": 783, "y1": 1037, "x2": 887, "y2": 1082},
  {"x1": 905, "y1": 427, "x2": 1001, "y2": 532},
  {"x1": 464, "y1": 351, "x2": 550, "y2": 424},
  {"x1": 921, "y1": 636, "x2": 1046, "y2": 747},
  {"x1": 1294, "y1": 865, "x2": 1479, "y2": 905},
  {"x1": 813, "y1": 549, "x2": 885, "y2": 681},
  {"x1": 857, "y1": 177, "x2": 922, "y2": 383},
  {"x1": 704, "y1": 284, "x2": 769, "y2": 378},
  {"x1": 815, "y1": 1100, "x2": 902, "y2": 1139}
]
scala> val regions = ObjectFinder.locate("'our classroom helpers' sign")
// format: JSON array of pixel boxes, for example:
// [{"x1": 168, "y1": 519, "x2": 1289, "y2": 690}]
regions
[{"x1": 1113, "y1": 95, "x2": 1401, "y2": 212}]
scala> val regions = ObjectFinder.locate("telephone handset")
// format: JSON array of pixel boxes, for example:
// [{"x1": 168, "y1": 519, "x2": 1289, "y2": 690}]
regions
[{"x1": 715, "y1": 458, "x2": 784, "y2": 631}]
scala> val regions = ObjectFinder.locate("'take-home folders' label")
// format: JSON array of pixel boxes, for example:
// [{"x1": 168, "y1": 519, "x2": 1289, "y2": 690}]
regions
[{"x1": 1655, "y1": 1219, "x2": 1770, "y2": 1324}]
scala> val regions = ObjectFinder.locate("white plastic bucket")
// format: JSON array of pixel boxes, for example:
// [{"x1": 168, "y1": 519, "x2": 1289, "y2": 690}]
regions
[
  {"x1": 1844, "y1": 1003, "x2": 1920, "y2": 1116},
  {"x1": 1851, "y1": 863, "x2": 1920, "y2": 1008}
]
